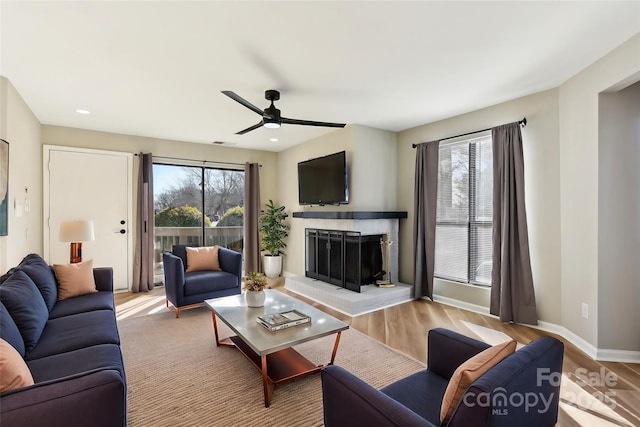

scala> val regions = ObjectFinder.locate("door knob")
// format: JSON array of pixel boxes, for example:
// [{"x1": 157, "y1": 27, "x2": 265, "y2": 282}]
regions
[{"x1": 116, "y1": 229, "x2": 126, "y2": 234}]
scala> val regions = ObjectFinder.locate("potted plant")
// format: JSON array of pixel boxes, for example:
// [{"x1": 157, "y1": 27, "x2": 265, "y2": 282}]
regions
[
  {"x1": 244, "y1": 271, "x2": 268, "y2": 307},
  {"x1": 259, "y1": 199, "x2": 289, "y2": 278}
]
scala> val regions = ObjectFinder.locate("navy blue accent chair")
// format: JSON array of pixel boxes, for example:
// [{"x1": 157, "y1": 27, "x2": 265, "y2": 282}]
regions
[
  {"x1": 321, "y1": 328, "x2": 564, "y2": 427},
  {"x1": 162, "y1": 245, "x2": 242, "y2": 318}
]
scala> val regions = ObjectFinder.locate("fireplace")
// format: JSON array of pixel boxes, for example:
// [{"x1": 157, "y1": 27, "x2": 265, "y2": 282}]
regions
[
  {"x1": 293, "y1": 211, "x2": 408, "y2": 292},
  {"x1": 305, "y1": 229, "x2": 383, "y2": 292}
]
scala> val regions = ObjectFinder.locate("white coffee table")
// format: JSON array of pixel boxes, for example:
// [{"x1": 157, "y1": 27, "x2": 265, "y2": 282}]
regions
[{"x1": 205, "y1": 289, "x2": 349, "y2": 407}]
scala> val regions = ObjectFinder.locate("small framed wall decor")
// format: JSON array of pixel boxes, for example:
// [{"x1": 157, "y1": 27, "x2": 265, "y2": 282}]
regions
[{"x1": 0, "y1": 139, "x2": 8, "y2": 236}]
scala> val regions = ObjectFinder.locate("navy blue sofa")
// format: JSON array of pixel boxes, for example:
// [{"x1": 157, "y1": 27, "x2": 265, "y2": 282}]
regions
[
  {"x1": 162, "y1": 245, "x2": 242, "y2": 317},
  {"x1": 322, "y1": 328, "x2": 564, "y2": 427},
  {"x1": 0, "y1": 254, "x2": 126, "y2": 427}
]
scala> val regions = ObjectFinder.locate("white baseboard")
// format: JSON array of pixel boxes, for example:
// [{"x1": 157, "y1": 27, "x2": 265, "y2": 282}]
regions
[
  {"x1": 430, "y1": 295, "x2": 640, "y2": 363},
  {"x1": 431, "y1": 295, "x2": 491, "y2": 316},
  {"x1": 595, "y1": 348, "x2": 640, "y2": 363},
  {"x1": 533, "y1": 321, "x2": 598, "y2": 360}
]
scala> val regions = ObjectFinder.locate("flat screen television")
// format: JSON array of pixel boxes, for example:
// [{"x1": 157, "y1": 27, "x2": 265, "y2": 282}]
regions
[{"x1": 298, "y1": 151, "x2": 349, "y2": 205}]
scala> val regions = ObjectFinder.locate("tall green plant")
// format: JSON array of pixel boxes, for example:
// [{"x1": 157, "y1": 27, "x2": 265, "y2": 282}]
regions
[{"x1": 259, "y1": 200, "x2": 289, "y2": 256}]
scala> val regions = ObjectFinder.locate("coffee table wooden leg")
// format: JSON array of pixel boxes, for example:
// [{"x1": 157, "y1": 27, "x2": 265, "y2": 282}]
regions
[
  {"x1": 329, "y1": 331, "x2": 343, "y2": 365},
  {"x1": 211, "y1": 312, "x2": 220, "y2": 346},
  {"x1": 261, "y1": 355, "x2": 274, "y2": 407}
]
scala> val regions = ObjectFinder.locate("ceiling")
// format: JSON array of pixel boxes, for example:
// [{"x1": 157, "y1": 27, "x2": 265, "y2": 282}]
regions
[{"x1": 1, "y1": 1, "x2": 639, "y2": 152}]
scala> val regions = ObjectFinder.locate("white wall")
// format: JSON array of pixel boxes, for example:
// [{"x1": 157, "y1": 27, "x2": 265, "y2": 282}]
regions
[
  {"x1": 597, "y1": 81, "x2": 640, "y2": 351},
  {"x1": 0, "y1": 77, "x2": 42, "y2": 272},
  {"x1": 276, "y1": 124, "x2": 398, "y2": 276},
  {"x1": 559, "y1": 33, "x2": 640, "y2": 348}
]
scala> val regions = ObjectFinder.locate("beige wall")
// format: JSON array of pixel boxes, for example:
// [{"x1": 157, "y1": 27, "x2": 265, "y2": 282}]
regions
[
  {"x1": 598, "y1": 81, "x2": 640, "y2": 351},
  {"x1": 0, "y1": 77, "x2": 43, "y2": 272},
  {"x1": 276, "y1": 124, "x2": 397, "y2": 276},
  {"x1": 351, "y1": 125, "x2": 398, "y2": 211},
  {"x1": 559, "y1": 33, "x2": 640, "y2": 348},
  {"x1": 41, "y1": 125, "x2": 279, "y2": 205},
  {"x1": 396, "y1": 89, "x2": 562, "y2": 324}
]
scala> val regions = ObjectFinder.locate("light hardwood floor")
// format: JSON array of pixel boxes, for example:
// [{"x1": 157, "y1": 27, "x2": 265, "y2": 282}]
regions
[{"x1": 115, "y1": 282, "x2": 640, "y2": 427}]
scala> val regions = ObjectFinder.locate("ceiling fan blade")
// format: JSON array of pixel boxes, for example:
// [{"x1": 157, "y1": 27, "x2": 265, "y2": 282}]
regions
[
  {"x1": 236, "y1": 121, "x2": 264, "y2": 135},
  {"x1": 222, "y1": 91, "x2": 264, "y2": 116},
  {"x1": 281, "y1": 117, "x2": 346, "y2": 128}
]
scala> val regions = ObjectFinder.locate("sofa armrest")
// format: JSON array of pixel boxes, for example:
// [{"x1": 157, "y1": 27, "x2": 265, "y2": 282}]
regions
[
  {"x1": 321, "y1": 365, "x2": 435, "y2": 427},
  {"x1": 1, "y1": 369, "x2": 125, "y2": 427},
  {"x1": 163, "y1": 251, "x2": 185, "y2": 306},
  {"x1": 93, "y1": 267, "x2": 114, "y2": 292},
  {"x1": 449, "y1": 336, "x2": 564, "y2": 427},
  {"x1": 427, "y1": 328, "x2": 490, "y2": 380},
  {"x1": 218, "y1": 247, "x2": 242, "y2": 284}
]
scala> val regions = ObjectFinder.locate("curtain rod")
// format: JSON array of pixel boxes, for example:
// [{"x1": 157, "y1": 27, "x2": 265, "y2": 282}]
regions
[
  {"x1": 134, "y1": 153, "x2": 261, "y2": 167},
  {"x1": 412, "y1": 117, "x2": 527, "y2": 149}
]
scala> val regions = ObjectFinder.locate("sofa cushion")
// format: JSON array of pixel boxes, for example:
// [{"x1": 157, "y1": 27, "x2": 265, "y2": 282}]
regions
[
  {"x1": 16, "y1": 254, "x2": 58, "y2": 311},
  {"x1": 184, "y1": 271, "x2": 238, "y2": 296},
  {"x1": 0, "y1": 301, "x2": 26, "y2": 357},
  {"x1": 53, "y1": 259, "x2": 98, "y2": 301},
  {"x1": 27, "y1": 343, "x2": 125, "y2": 383},
  {"x1": 0, "y1": 338, "x2": 34, "y2": 392},
  {"x1": 440, "y1": 339, "x2": 516, "y2": 424},
  {"x1": 381, "y1": 369, "x2": 449, "y2": 425},
  {"x1": 25, "y1": 310, "x2": 120, "y2": 360},
  {"x1": 0, "y1": 270, "x2": 49, "y2": 355},
  {"x1": 48, "y1": 291, "x2": 115, "y2": 319},
  {"x1": 185, "y1": 246, "x2": 221, "y2": 272},
  {"x1": 0, "y1": 267, "x2": 17, "y2": 284}
]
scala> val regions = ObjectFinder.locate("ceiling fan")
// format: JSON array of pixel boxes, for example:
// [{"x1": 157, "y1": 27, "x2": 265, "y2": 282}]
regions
[{"x1": 222, "y1": 89, "x2": 346, "y2": 135}]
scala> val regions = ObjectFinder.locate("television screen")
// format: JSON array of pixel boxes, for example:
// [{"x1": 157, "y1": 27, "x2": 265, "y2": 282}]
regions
[{"x1": 298, "y1": 151, "x2": 349, "y2": 205}]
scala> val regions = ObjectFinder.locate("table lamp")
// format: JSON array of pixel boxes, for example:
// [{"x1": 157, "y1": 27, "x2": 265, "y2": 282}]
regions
[{"x1": 59, "y1": 220, "x2": 95, "y2": 263}]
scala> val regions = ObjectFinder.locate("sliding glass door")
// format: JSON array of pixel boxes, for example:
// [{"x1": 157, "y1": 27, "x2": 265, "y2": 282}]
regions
[{"x1": 153, "y1": 164, "x2": 244, "y2": 281}]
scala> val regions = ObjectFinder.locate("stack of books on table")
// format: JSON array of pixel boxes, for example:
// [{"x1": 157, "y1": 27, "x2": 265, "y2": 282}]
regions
[{"x1": 257, "y1": 310, "x2": 311, "y2": 332}]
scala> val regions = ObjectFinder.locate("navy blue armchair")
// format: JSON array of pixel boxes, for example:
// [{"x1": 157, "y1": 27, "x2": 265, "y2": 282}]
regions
[
  {"x1": 322, "y1": 328, "x2": 564, "y2": 427},
  {"x1": 162, "y1": 245, "x2": 242, "y2": 318}
]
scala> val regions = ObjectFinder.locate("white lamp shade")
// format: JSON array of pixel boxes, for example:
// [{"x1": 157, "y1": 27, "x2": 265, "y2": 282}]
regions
[{"x1": 59, "y1": 220, "x2": 95, "y2": 242}]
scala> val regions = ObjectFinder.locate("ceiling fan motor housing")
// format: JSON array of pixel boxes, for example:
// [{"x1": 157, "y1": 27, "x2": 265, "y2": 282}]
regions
[
  {"x1": 263, "y1": 93, "x2": 282, "y2": 128},
  {"x1": 265, "y1": 89, "x2": 280, "y2": 101}
]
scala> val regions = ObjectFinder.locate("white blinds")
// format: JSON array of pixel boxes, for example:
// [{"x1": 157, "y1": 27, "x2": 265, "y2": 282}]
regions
[{"x1": 434, "y1": 135, "x2": 493, "y2": 285}]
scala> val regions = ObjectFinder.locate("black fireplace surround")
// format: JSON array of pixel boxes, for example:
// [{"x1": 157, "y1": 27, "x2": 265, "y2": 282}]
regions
[{"x1": 305, "y1": 228, "x2": 383, "y2": 292}]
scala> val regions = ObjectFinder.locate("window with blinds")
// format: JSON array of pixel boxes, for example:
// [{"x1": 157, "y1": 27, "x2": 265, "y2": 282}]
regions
[{"x1": 434, "y1": 135, "x2": 493, "y2": 286}]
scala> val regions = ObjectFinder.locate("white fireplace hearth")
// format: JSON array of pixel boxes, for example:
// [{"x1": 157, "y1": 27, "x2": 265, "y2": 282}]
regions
[{"x1": 285, "y1": 275, "x2": 413, "y2": 316}]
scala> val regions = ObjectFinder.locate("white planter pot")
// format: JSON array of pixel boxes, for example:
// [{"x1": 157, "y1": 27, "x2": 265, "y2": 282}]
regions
[
  {"x1": 245, "y1": 290, "x2": 266, "y2": 307},
  {"x1": 263, "y1": 255, "x2": 283, "y2": 278}
]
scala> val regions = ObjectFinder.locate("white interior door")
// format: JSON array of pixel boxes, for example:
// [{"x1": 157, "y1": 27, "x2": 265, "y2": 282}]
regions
[{"x1": 44, "y1": 146, "x2": 132, "y2": 291}]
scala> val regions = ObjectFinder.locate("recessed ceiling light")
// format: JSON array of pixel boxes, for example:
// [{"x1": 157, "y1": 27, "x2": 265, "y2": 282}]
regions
[
  {"x1": 270, "y1": 138, "x2": 279, "y2": 142},
  {"x1": 75, "y1": 109, "x2": 91, "y2": 115}
]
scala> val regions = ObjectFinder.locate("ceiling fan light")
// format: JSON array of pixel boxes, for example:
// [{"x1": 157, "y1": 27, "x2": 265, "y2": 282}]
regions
[{"x1": 263, "y1": 120, "x2": 281, "y2": 129}]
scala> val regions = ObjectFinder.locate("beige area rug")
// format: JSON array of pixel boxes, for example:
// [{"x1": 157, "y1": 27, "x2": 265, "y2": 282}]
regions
[{"x1": 118, "y1": 307, "x2": 425, "y2": 427}]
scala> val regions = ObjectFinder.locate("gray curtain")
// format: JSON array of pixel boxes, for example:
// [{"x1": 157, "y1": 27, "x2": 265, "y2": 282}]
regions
[
  {"x1": 490, "y1": 123, "x2": 538, "y2": 325},
  {"x1": 132, "y1": 153, "x2": 154, "y2": 292},
  {"x1": 413, "y1": 140, "x2": 439, "y2": 300},
  {"x1": 243, "y1": 163, "x2": 261, "y2": 274}
]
